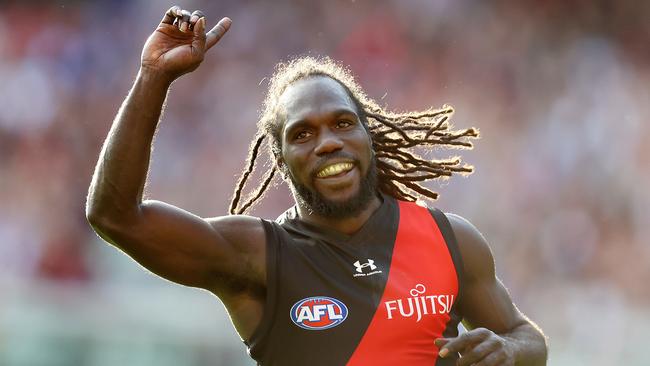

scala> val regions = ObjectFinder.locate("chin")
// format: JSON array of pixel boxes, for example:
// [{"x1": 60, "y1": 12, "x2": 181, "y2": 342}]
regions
[
  {"x1": 294, "y1": 180, "x2": 377, "y2": 219},
  {"x1": 319, "y1": 184, "x2": 361, "y2": 203}
]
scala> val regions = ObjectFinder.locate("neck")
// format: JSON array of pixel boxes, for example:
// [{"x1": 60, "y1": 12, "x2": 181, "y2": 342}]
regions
[{"x1": 295, "y1": 194, "x2": 382, "y2": 235}]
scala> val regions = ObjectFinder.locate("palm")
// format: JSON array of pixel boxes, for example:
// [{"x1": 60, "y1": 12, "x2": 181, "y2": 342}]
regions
[
  {"x1": 140, "y1": 7, "x2": 231, "y2": 81},
  {"x1": 142, "y1": 26, "x2": 203, "y2": 75}
]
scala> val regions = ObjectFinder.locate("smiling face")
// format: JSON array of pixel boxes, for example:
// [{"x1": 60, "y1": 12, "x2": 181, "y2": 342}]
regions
[{"x1": 277, "y1": 76, "x2": 378, "y2": 218}]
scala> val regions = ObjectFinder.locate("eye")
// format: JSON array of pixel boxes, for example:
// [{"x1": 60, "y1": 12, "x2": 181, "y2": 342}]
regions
[
  {"x1": 336, "y1": 120, "x2": 353, "y2": 128},
  {"x1": 294, "y1": 130, "x2": 311, "y2": 141}
]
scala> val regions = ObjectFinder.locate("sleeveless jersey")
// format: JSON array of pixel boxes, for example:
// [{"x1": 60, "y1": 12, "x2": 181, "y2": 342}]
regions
[{"x1": 245, "y1": 196, "x2": 465, "y2": 365}]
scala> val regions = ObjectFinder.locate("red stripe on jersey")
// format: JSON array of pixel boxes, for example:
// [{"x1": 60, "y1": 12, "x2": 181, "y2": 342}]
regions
[{"x1": 346, "y1": 201, "x2": 459, "y2": 365}]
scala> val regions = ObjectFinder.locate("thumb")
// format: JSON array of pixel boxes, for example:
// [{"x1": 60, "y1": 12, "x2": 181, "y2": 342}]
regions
[{"x1": 206, "y1": 17, "x2": 232, "y2": 50}]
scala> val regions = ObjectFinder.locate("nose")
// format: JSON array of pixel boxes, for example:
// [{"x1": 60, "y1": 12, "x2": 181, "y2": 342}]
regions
[{"x1": 314, "y1": 128, "x2": 344, "y2": 156}]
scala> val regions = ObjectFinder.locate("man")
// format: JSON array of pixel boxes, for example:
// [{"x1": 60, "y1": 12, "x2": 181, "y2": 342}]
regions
[{"x1": 86, "y1": 6, "x2": 547, "y2": 365}]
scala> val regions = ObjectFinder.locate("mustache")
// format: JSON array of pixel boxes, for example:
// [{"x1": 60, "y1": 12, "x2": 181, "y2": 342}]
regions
[{"x1": 310, "y1": 151, "x2": 359, "y2": 177}]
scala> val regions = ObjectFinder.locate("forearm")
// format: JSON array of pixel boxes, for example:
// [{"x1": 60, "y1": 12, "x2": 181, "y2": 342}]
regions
[
  {"x1": 502, "y1": 321, "x2": 548, "y2": 366},
  {"x1": 86, "y1": 68, "x2": 172, "y2": 223}
]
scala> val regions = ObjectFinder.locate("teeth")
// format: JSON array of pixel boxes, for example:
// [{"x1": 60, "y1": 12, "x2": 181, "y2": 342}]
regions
[{"x1": 317, "y1": 162, "x2": 354, "y2": 178}]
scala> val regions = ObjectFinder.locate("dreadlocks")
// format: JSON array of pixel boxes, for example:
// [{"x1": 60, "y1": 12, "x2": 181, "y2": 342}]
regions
[{"x1": 229, "y1": 56, "x2": 479, "y2": 215}]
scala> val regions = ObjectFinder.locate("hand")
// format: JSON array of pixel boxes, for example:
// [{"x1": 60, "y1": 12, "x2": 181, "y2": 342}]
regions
[
  {"x1": 435, "y1": 328, "x2": 516, "y2": 366},
  {"x1": 140, "y1": 6, "x2": 231, "y2": 82}
]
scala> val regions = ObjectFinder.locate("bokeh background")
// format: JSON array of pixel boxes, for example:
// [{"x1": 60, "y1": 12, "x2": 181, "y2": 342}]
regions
[{"x1": 1, "y1": 0, "x2": 649, "y2": 365}]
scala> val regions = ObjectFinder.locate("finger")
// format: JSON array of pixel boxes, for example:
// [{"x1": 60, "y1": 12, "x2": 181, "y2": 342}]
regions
[
  {"x1": 179, "y1": 9, "x2": 192, "y2": 32},
  {"x1": 456, "y1": 339, "x2": 499, "y2": 366},
  {"x1": 434, "y1": 338, "x2": 449, "y2": 348},
  {"x1": 161, "y1": 6, "x2": 181, "y2": 25},
  {"x1": 192, "y1": 17, "x2": 207, "y2": 50},
  {"x1": 205, "y1": 17, "x2": 232, "y2": 50},
  {"x1": 189, "y1": 10, "x2": 205, "y2": 29},
  {"x1": 438, "y1": 329, "x2": 490, "y2": 358}
]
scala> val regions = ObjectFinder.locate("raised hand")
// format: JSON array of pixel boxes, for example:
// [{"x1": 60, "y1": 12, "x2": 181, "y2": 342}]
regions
[
  {"x1": 141, "y1": 6, "x2": 231, "y2": 82},
  {"x1": 435, "y1": 328, "x2": 516, "y2": 366}
]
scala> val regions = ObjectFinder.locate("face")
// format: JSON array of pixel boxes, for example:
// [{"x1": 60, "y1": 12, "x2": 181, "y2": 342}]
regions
[{"x1": 277, "y1": 76, "x2": 377, "y2": 218}]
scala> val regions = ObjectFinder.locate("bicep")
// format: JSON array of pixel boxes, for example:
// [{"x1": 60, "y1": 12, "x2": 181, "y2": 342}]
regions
[
  {"x1": 92, "y1": 199, "x2": 264, "y2": 291},
  {"x1": 447, "y1": 213, "x2": 527, "y2": 333},
  {"x1": 459, "y1": 274, "x2": 526, "y2": 333}
]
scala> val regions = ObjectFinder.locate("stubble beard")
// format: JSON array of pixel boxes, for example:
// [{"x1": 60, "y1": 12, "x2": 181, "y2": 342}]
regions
[{"x1": 290, "y1": 158, "x2": 378, "y2": 220}]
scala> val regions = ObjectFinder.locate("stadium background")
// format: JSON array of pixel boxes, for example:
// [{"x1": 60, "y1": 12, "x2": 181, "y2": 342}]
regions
[{"x1": 1, "y1": 0, "x2": 649, "y2": 365}]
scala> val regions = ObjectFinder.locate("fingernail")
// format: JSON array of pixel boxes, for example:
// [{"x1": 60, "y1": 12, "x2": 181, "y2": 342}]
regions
[
  {"x1": 190, "y1": 15, "x2": 198, "y2": 23},
  {"x1": 439, "y1": 348, "x2": 448, "y2": 358}
]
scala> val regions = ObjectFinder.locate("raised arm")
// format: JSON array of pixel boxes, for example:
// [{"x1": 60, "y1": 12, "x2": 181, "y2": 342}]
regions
[
  {"x1": 85, "y1": 7, "x2": 264, "y2": 299},
  {"x1": 435, "y1": 214, "x2": 548, "y2": 366}
]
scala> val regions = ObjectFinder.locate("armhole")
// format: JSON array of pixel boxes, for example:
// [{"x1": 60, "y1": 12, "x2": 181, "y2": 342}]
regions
[
  {"x1": 245, "y1": 219, "x2": 279, "y2": 359},
  {"x1": 428, "y1": 208, "x2": 466, "y2": 310}
]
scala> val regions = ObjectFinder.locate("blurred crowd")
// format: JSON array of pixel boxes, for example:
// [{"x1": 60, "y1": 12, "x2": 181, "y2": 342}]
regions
[{"x1": 1, "y1": 0, "x2": 649, "y2": 365}]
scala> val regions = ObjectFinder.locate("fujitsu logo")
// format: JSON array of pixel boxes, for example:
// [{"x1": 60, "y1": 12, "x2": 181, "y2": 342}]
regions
[
  {"x1": 384, "y1": 284, "x2": 455, "y2": 322},
  {"x1": 353, "y1": 259, "x2": 382, "y2": 277}
]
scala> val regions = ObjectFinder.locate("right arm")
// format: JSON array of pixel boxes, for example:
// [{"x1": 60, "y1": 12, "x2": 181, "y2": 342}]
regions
[{"x1": 85, "y1": 7, "x2": 264, "y2": 296}]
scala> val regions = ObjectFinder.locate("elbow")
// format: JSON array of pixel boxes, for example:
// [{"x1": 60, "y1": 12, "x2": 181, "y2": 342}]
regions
[
  {"x1": 86, "y1": 183, "x2": 105, "y2": 224},
  {"x1": 85, "y1": 201, "x2": 115, "y2": 234},
  {"x1": 85, "y1": 206, "x2": 107, "y2": 229},
  {"x1": 85, "y1": 193, "x2": 109, "y2": 228},
  {"x1": 85, "y1": 196, "x2": 135, "y2": 234},
  {"x1": 85, "y1": 195, "x2": 100, "y2": 224},
  {"x1": 85, "y1": 182, "x2": 141, "y2": 244},
  {"x1": 85, "y1": 205, "x2": 112, "y2": 245},
  {"x1": 85, "y1": 203, "x2": 137, "y2": 248}
]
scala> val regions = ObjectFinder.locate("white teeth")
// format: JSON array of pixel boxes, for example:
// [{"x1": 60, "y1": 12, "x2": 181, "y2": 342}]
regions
[{"x1": 317, "y1": 162, "x2": 354, "y2": 178}]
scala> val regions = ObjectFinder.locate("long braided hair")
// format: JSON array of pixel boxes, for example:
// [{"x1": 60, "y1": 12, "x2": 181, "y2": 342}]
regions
[{"x1": 229, "y1": 57, "x2": 479, "y2": 215}]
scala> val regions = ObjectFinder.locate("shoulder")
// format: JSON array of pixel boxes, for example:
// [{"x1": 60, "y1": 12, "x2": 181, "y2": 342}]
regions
[
  {"x1": 206, "y1": 213, "x2": 266, "y2": 236},
  {"x1": 444, "y1": 213, "x2": 496, "y2": 282},
  {"x1": 206, "y1": 214, "x2": 267, "y2": 259}
]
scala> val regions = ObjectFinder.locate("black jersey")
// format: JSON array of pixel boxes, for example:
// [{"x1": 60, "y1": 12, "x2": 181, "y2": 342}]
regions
[{"x1": 246, "y1": 196, "x2": 464, "y2": 365}]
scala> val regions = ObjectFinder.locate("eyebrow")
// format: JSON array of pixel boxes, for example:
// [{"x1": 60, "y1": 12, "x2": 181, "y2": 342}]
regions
[{"x1": 284, "y1": 108, "x2": 359, "y2": 135}]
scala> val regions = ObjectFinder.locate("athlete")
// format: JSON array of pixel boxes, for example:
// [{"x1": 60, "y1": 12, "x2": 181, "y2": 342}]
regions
[{"x1": 86, "y1": 6, "x2": 548, "y2": 365}]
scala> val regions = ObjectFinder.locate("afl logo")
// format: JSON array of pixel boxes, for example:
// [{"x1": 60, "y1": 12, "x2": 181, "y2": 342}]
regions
[{"x1": 290, "y1": 296, "x2": 348, "y2": 330}]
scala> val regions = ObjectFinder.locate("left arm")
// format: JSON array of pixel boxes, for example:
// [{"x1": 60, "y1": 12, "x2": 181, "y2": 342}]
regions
[{"x1": 435, "y1": 213, "x2": 548, "y2": 366}]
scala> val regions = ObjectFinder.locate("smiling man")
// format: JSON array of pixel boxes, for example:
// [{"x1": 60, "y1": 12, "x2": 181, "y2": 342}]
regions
[
  {"x1": 277, "y1": 76, "x2": 380, "y2": 223},
  {"x1": 86, "y1": 6, "x2": 548, "y2": 366}
]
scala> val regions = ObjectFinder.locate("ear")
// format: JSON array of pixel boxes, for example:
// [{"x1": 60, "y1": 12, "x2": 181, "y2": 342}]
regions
[{"x1": 275, "y1": 156, "x2": 289, "y2": 180}]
